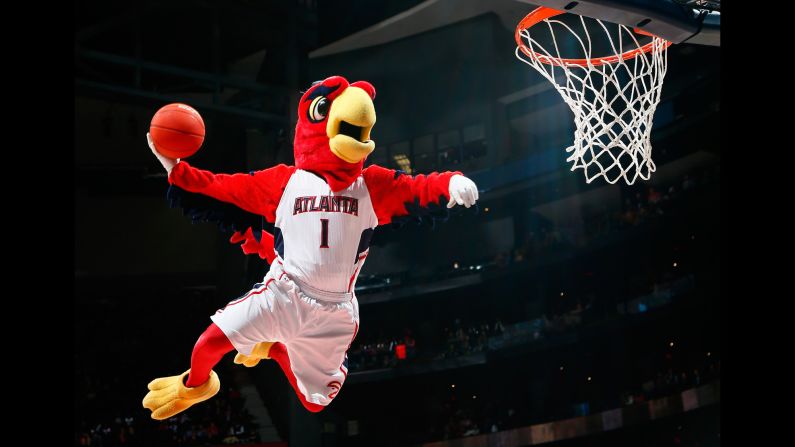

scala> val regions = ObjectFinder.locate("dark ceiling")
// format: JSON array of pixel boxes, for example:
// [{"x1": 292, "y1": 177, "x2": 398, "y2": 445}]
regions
[
  {"x1": 75, "y1": 0, "x2": 426, "y2": 75},
  {"x1": 76, "y1": 1, "x2": 310, "y2": 79}
]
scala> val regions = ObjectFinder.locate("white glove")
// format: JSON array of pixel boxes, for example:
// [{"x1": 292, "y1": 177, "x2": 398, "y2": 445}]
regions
[
  {"x1": 147, "y1": 132, "x2": 179, "y2": 175},
  {"x1": 447, "y1": 174, "x2": 479, "y2": 209}
]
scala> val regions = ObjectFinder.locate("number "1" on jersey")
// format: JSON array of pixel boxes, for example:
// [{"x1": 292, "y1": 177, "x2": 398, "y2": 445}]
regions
[{"x1": 320, "y1": 219, "x2": 330, "y2": 248}]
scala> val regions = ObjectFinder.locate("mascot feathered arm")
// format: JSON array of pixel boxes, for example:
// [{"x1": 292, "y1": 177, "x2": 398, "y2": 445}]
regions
[
  {"x1": 148, "y1": 133, "x2": 295, "y2": 262},
  {"x1": 168, "y1": 161, "x2": 293, "y2": 221},
  {"x1": 362, "y1": 165, "x2": 478, "y2": 227},
  {"x1": 167, "y1": 161, "x2": 296, "y2": 262}
]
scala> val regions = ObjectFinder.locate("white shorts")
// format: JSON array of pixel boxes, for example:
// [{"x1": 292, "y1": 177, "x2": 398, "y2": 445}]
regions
[{"x1": 210, "y1": 262, "x2": 359, "y2": 407}]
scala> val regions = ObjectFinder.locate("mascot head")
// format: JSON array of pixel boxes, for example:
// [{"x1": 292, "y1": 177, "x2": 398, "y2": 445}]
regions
[{"x1": 294, "y1": 75, "x2": 377, "y2": 191}]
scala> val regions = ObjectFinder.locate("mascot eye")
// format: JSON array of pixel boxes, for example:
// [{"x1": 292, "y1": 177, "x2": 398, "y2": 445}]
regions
[{"x1": 309, "y1": 96, "x2": 330, "y2": 122}]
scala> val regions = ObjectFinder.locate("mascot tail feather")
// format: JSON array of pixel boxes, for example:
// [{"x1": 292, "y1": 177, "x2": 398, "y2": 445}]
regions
[{"x1": 230, "y1": 228, "x2": 276, "y2": 263}]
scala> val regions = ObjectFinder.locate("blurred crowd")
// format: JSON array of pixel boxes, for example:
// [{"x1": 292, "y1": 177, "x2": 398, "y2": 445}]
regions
[
  {"x1": 515, "y1": 166, "x2": 717, "y2": 261},
  {"x1": 75, "y1": 380, "x2": 258, "y2": 447},
  {"x1": 436, "y1": 353, "x2": 721, "y2": 441},
  {"x1": 622, "y1": 356, "x2": 721, "y2": 406},
  {"x1": 75, "y1": 288, "x2": 261, "y2": 447},
  {"x1": 348, "y1": 271, "x2": 691, "y2": 374},
  {"x1": 346, "y1": 317, "x2": 509, "y2": 371},
  {"x1": 347, "y1": 328, "x2": 418, "y2": 370},
  {"x1": 357, "y1": 164, "x2": 718, "y2": 293},
  {"x1": 439, "y1": 318, "x2": 505, "y2": 359}
]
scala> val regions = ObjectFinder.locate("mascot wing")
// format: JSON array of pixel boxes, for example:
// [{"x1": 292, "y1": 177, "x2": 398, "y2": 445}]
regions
[
  {"x1": 166, "y1": 161, "x2": 297, "y2": 263},
  {"x1": 167, "y1": 184, "x2": 276, "y2": 263}
]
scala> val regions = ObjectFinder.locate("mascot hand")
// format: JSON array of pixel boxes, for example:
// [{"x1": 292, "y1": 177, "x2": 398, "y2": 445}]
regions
[
  {"x1": 447, "y1": 174, "x2": 479, "y2": 209},
  {"x1": 233, "y1": 342, "x2": 274, "y2": 368},
  {"x1": 147, "y1": 132, "x2": 179, "y2": 175}
]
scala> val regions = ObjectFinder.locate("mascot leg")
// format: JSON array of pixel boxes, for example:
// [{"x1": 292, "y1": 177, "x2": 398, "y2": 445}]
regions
[
  {"x1": 269, "y1": 342, "x2": 325, "y2": 413},
  {"x1": 142, "y1": 323, "x2": 232, "y2": 420},
  {"x1": 233, "y1": 342, "x2": 322, "y2": 412},
  {"x1": 234, "y1": 341, "x2": 275, "y2": 367}
]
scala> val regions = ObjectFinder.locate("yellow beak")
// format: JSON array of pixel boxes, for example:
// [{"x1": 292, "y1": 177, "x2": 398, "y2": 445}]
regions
[{"x1": 327, "y1": 87, "x2": 376, "y2": 164}]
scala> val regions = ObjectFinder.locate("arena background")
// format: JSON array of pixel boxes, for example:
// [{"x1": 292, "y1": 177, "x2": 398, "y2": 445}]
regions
[{"x1": 75, "y1": 1, "x2": 721, "y2": 446}]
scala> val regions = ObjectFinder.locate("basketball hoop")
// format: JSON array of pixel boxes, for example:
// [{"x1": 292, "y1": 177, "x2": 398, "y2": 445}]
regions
[{"x1": 515, "y1": 7, "x2": 671, "y2": 185}]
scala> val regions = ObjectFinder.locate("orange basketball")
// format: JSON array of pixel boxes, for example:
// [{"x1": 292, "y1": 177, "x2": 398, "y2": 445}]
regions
[{"x1": 149, "y1": 103, "x2": 205, "y2": 159}]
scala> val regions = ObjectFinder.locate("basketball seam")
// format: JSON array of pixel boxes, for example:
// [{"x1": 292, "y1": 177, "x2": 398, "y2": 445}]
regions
[
  {"x1": 152, "y1": 107, "x2": 205, "y2": 132},
  {"x1": 150, "y1": 124, "x2": 205, "y2": 138}
]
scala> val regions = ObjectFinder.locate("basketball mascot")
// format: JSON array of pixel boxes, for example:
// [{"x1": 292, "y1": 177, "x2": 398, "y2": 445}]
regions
[{"x1": 143, "y1": 76, "x2": 479, "y2": 419}]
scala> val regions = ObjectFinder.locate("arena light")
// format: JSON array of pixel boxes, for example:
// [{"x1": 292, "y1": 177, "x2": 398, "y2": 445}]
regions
[{"x1": 392, "y1": 154, "x2": 413, "y2": 174}]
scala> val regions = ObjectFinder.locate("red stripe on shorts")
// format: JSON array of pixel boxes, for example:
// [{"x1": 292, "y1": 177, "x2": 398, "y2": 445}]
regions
[{"x1": 219, "y1": 279, "x2": 274, "y2": 312}]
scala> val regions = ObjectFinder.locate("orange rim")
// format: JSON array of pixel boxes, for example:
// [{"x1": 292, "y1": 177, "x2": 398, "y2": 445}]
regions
[{"x1": 514, "y1": 6, "x2": 672, "y2": 67}]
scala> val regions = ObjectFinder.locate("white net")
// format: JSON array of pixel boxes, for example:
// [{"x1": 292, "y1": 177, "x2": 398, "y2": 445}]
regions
[{"x1": 515, "y1": 15, "x2": 669, "y2": 184}]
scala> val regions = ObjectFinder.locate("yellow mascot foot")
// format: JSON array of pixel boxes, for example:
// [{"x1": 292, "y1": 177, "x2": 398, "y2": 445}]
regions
[
  {"x1": 142, "y1": 369, "x2": 220, "y2": 420},
  {"x1": 233, "y1": 342, "x2": 274, "y2": 368}
]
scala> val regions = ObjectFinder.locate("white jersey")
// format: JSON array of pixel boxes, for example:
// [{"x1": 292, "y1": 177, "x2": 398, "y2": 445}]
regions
[{"x1": 272, "y1": 169, "x2": 378, "y2": 301}]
